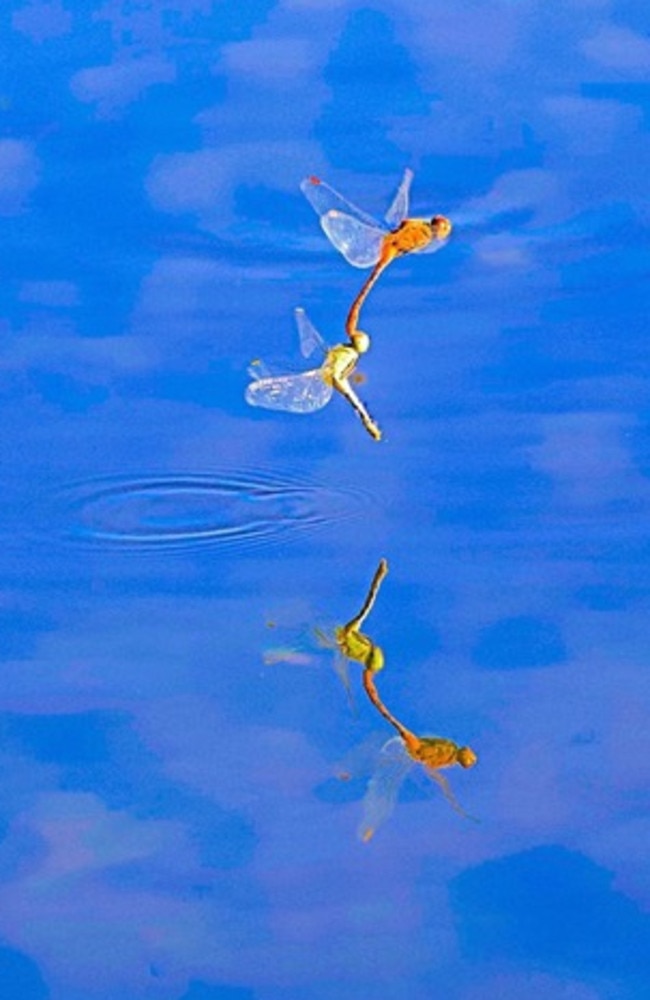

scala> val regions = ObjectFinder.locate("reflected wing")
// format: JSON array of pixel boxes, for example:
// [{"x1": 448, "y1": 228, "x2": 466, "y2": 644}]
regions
[
  {"x1": 358, "y1": 737, "x2": 413, "y2": 842},
  {"x1": 314, "y1": 626, "x2": 357, "y2": 714},
  {"x1": 295, "y1": 307, "x2": 327, "y2": 359},
  {"x1": 384, "y1": 168, "x2": 413, "y2": 228},
  {"x1": 245, "y1": 369, "x2": 333, "y2": 413},
  {"x1": 424, "y1": 767, "x2": 479, "y2": 823},
  {"x1": 333, "y1": 650, "x2": 357, "y2": 716},
  {"x1": 301, "y1": 175, "x2": 381, "y2": 229},
  {"x1": 321, "y1": 211, "x2": 385, "y2": 268}
]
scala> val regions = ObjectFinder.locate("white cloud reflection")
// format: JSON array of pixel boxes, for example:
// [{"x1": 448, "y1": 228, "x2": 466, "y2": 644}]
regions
[
  {"x1": 70, "y1": 56, "x2": 176, "y2": 118},
  {"x1": 0, "y1": 139, "x2": 39, "y2": 215},
  {"x1": 12, "y1": 0, "x2": 72, "y2": 42},
  {"x1": 582, "y1": 24, "x2": 650, "y2": 75}
]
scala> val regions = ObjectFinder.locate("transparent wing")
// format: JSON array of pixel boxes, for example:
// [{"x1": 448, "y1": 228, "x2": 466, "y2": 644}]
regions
[
  {"x1": 417, "y1": 235, "x2": 451, "y2": 256},
  {"x1": 384, "y1": 168, "x2": 413, "y2": 228},
  {"x1": 358, "y1": 737, "x2": 414, "y2": 842},
  {"x1": 333, "y1": 649, "x2": 356, "y2": 716},
  {"x1": 247, "y1": 359, "x2": 274, "y2": 380},
  {"x1": 301, "y1": 175, "x2": 382, "y2": 229},
  {"x1": 321, "y1": 211, "x2": 385, "y2": 268},
  {"x1": 245, "y1": 368, "x2": 333, "y2": 414},
  {"x1": 313, "y1": 626, "x2": 357, "y2": 714},
  {"x1": 424, "y1": 767, "x2": 479, "y2": 823},
  {"x1": 294, "y1": 307, "x2": 328, "y2": 359}
]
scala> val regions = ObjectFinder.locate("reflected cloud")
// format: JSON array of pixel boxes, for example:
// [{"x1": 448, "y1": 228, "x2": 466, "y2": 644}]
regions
[
  {"x1": 11, "y1": 0, "x2": 72, "y2": 42},
  {"x1": 18, "y1": 281, "x2": 80, "y2": 308},
  {"x1": 0, "y1": 140, "x2": 39, "y2": 216},
  {"x1": 543, "y1": 94, "x2": 643, "y2": 156},
  {"x1": 147, "y1": 140, "x2": 323, "y2": 233},
  {"x1": 582, "y1": 25, "x2": 650, "y2": 75},
  {"x1": 70, "y1": 56, "x2": 176, "y2": 118},
  {"x1": 220, "y1": 37, "x2": 315, "y2": 80},
  {"x1": 529, "y1": 411, "x2": 650, "y2": 509}
]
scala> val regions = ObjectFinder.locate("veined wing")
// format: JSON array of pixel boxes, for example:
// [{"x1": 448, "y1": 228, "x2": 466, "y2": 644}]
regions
[
  {"x1": 247, "y1": 358, "x2": 274, "y2": 379},
  {"x1": 384, "y1": 168, "x2": 413, "y2": 229},
  {"x1": 333, "y1": 649, "x2": 356, "y2": 715},
  {"x1": 321, "y1": 211, "x2": 385, "y2": 268},
  {"x1": 358, "y1": 736, "x2": 414, "y2": 843},
  {"x1": 295, "y1": 307, "x2": 327, "y2": 360},
  {"x1": 245, "y1": 368, "x2": 333, "y2": 413},
  {"x1": 423, "y1": 766, "x2": 479, "y2": 822},
  {"x1": 313, "y1": 625, "x2": 357, "y2": 713},
  {"x1": 417, "y1": 234, "x2": 451, "y2": 255},
  {"x1": 301, "y1": 175, "x2": 382, "y2": 229}
]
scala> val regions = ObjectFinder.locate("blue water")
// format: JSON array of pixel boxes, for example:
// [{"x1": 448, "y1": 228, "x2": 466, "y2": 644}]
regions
[{"x1": 2, "y1": 2, "x2": 650, "y2": 998}]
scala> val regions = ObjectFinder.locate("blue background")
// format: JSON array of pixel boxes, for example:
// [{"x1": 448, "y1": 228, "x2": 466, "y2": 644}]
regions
[{"x1": 2, "y1": 1, "x2": 650, "y2": 997}]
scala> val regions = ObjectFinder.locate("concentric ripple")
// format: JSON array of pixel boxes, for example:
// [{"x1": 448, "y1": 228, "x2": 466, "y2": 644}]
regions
[{"x1": 38, "y1": 470, "x2": 370, "y2": 552}]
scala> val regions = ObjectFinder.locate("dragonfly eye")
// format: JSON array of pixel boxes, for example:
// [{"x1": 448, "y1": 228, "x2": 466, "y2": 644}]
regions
[
  {"x1": 430, "y1": 215, "x2": 453, "y2": 240},
  {"x1": 457, "y1": 746, "x2": 477, "y2": 768}
]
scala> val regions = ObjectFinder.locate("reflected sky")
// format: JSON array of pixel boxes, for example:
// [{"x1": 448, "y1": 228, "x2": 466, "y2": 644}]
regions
[{"x1": 2, "y1": 0, "x2": 650, "y2": 997}]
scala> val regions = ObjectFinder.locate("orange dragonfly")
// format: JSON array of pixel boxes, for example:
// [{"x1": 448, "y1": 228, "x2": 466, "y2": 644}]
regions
[
  {"x1": 246, "y1": 307, "x2": 381, "y2": 441},
  {"x1": 358, "y1": 666, "x2": 477, "y2": 841},
  {"x1": 301, "y1": 169, "x2": 452, "y2": 342}
]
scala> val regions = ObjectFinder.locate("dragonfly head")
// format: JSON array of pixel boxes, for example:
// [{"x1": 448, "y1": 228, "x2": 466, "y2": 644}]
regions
[
  {"x1": 430, "y1": 214, "x2": 453, "y2": 241},
  {"x1": 350, "y1": 330, "x2": 370, "y2": 355},
  {"x1": 456, "y1": 745, "x2": 477, "y2": 769}
]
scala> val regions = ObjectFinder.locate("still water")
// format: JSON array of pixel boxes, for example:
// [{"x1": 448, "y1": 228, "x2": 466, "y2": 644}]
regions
[{"x1": 2, "y1": 1, "x2": 650, "y2": 998}]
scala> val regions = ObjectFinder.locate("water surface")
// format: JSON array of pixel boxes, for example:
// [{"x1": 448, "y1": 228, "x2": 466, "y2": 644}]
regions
[{"x1": 2, "y1": 2, "x2": 650, "y2": 998}]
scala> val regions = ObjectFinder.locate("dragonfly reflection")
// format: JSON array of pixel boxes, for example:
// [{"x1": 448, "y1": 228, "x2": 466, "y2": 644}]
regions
[
  {"x1": 315, "y1": 557, "x2": 388, "y2": 707},
  {"x1": 301, "y1": 170, "x2": 452, "y2": 342},
  {"x1": 263, "y1": 558, "x2": 388, "y2": 711},
  {"x1": 245, "y1": 307, "x2": 381, "y2": 441},
  {"x1": 359, "y1": 666, "x2": 477, "y2": 841}
]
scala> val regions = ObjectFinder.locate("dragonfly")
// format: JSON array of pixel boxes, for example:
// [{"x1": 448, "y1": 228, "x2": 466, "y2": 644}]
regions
[
  {"x1": 245, "y1": 307, "x2": 381, "y2": 441},
  {"x1": 264, "y1": 558, "x2": 389, "y2": 711},
  {"x1": 301, "y1": 169, "x2": 452, "y2": 342},
  {"x1": 315, "y1": 557, "x2": 388, "y2": 706},
  {"x1": 358, "y1": 665, "x2": 477, "y2": 841}
]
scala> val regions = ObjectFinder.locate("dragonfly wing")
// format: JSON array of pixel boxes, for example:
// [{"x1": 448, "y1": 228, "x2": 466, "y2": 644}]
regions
[
  {"x1": 333, "y1": 650, "x2": 357, "y2": 716},
  {"x1": 358, "y1": 737, "x2": 414, "y2": 842},
  {"x1": 245, "y1": 369, "x2": 333, "y2": 413},
  {"x1": 424, "y1": 767, "x2": 479, "y2": 823},
  {"x1": 417, "y1": 236, "x2": 450, "y2": 256},
  {"x1": 384, "y1": 168, "x2": 413, "y2": 228},
  {"x1": 294, "y1": 307, "x2": 327, "y2": 360},
  {"x1": 301, "y1": 175, "x2": 381, "y2": 229},
  {"x1": 247, "y1": 359, "x2": 274, "y2": 380},
  {"x1": 321, "y1": 211, "x2": 385, "y2": 268}
]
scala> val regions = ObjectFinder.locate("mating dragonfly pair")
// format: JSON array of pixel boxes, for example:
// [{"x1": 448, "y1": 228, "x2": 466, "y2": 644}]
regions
[
  {"x1": 245, "y1": 171, "x2": 452, "y2": 441},
  {"x1": 267, "y1": 558, "x2": 477, "y2": 841}
]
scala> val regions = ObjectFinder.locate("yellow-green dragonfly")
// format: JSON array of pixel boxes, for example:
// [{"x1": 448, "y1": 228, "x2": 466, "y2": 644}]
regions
[
  {"x1": 264, "y1": 559, "x2": 389, "y2": 711},
  {"x1": 245, "y1": 307, "x2": 381, "y2": 441}
]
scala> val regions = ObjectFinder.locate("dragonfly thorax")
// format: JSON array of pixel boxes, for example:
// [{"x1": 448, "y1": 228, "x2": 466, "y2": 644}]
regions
[
  {"x1": 412, "y1": 736, "x2": 461, "y2": 769},
  {"x1": 323, "y1": 344, "x2": 360, "y2": 384},
  {"x1": 389, "y1": 218, "x2": 443, "y2": 257}
]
